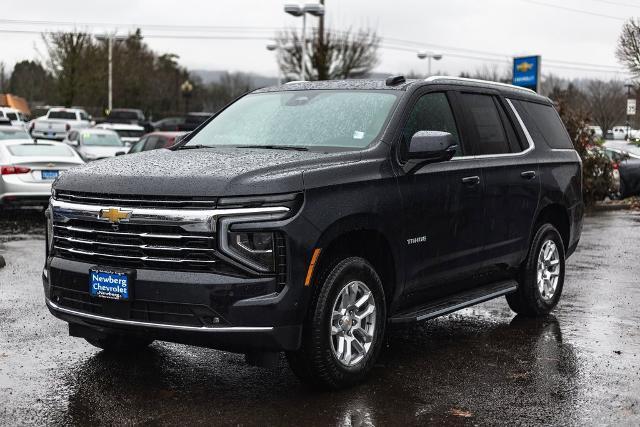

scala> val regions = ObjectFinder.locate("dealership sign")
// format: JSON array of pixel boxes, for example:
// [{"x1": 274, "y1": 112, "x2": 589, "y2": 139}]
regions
[{"x1": 512, "y1": 56, "x2": 541, "y2": 92}]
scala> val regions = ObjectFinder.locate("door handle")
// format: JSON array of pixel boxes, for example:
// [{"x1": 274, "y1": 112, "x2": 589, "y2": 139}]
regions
[
  {"x1": 520, "y1": 170, "x2": 537, "y2": 180},
  {"x1": 461, "y1": 176, "x2": 481, "y2": 186}
]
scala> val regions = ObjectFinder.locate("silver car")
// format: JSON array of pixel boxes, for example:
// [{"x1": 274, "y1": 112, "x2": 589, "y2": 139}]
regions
[
  {"x1": 63, "y1": 128, "x2": 129, "y2": 161},
  {"x1": 0, "y1": 140, "x2": 85, "y2": 206}
]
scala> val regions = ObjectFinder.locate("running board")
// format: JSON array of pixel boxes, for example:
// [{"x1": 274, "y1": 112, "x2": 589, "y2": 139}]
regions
[{"x1": 389, "y1": 280, "x2": 518, "y2": 324}]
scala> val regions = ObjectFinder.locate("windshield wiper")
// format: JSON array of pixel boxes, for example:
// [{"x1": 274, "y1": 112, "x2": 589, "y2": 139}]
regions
[
  {"x1": 175, "y1": 144, "x2": 212, "y2": 150},
  {"x1": 238, "y1": 145, "x2": 309, "y2": 151}
]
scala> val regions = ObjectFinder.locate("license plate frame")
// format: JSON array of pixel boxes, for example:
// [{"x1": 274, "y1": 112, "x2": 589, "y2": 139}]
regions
[
  {"x1": 89, "y1": 268, "x2": 134, "y2": 301},
  {"x1": 41, "y1": 170, "x2": 59, "y2": 180}
]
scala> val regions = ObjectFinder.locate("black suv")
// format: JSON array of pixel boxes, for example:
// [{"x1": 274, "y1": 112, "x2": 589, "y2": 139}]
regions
[{"x1": 44, "y1": 77, "x2": 583, "y2": 389}]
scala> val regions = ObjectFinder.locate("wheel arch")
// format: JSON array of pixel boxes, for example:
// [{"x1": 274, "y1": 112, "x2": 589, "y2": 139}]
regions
[
  {"x1": 311, "y1": 214, "x2": 402, "y2": 311},
  {"x1": 532, "y1": 203, "x2": 571, "y2": 252}
]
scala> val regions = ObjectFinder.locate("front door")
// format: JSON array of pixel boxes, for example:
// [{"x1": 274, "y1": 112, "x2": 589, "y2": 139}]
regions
[{"x1": 397, "y1": 90, "x2": 485, "y2": 305}]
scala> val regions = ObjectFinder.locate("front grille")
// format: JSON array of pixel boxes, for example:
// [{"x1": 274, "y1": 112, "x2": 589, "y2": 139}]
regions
[
  {"x1": 52, "y1": 222, "x2": 243, "y2": 274},
  {"x1": 55, "y1": 190, "x2": 218, "y2": 209},
  {"x1": 50, "y1": 285, "x2": 228, "y2": 327}
]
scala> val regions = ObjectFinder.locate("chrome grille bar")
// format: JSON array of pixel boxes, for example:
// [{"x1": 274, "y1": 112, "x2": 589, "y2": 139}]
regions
[
  {"x1": 53, "y1": 224, "x2": 214, "y2": 241},
  {"x1": 55, "y1": 191, "x2": 217, "y2": 207},
  {"x1": 55, "y1": 247, "x2": 218, "y2": 264},
  {"x1": 54, "y1": 235, "x2": 217, "y2": 253}
]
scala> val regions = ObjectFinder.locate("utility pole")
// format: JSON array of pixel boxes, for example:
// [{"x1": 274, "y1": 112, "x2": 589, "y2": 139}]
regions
[
  {"x1": 626, "y1": 83, "x2": 633, "y2": 141},
  {"x1": 108, "y1": 36, "x2": 113, "y2": 112}
]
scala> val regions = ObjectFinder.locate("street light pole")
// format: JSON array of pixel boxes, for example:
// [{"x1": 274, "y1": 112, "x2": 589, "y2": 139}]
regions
[
  {"x1": 108, "y1": 37, "x2": 113, "y2": 111},
  {"x1": 417, "y1": 51, "x2": 443, "y2": 77},
  {"x1": 266, "y1": 43, "x2": 281, "y2": 85},
  {"x1": 626, "y1": 83, "x2": 633, "y2": 141},
  {"x1": 284, "y1": 4, "x2": 325, "y2": 81}
]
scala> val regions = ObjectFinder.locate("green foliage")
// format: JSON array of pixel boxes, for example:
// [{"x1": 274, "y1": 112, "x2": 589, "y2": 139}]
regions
[{"x1": 550, "y1": 85, "x2": 615, "y2": 206}]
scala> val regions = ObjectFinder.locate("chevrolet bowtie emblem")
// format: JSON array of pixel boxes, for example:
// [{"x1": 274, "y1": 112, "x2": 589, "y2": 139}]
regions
[
  {"x1": 516, "y1": 61, "x2": 534, "y2": 73},
  {"x1": 99, "y1": 208, "x2": 132, "y2": 223}
]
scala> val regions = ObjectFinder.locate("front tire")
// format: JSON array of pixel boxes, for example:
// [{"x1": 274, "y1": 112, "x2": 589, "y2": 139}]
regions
[
  {"x1": 507, "y1": 223, "x2": 565, "y2": 316},
  {"x1": 287, "y1": 256, "x2": 386, "y2": 389}
]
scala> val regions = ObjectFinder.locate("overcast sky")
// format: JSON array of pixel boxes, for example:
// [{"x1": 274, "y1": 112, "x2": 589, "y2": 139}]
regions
[{"x1": 0, "y1": 0, "x2": 634, "y2": 81}]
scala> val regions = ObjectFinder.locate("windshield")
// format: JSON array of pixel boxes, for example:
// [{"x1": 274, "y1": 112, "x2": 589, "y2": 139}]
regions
[
  {"x1": 115, "y1": 129, "x2": 144, "y2": 138},
  {"x1": 81, "y1": 133, "x2": 123, "y2": 146},
  {"x1": 8, "y1": 144, "x2": 74, "y2": 157},
  {"x1": 185, "y1": 90, "x2": 398, "y2": 150},
  {"x1": 48, "y1": 111, "x2": 77, "y2": 120},
  {"x1": 6, "y1": 113, "x2": 18, "y2": 121},
  {"x1": 110, "y1": 111, "x2": 142, "y2": 120},
  {"x1": 0, "y1": 128, "x2": 31, "y2": 140}
]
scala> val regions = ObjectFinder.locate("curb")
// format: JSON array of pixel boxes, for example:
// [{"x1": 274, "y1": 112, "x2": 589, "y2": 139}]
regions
[{"x1": 590, "y1": 203, "x2": 633, "y2": 212}]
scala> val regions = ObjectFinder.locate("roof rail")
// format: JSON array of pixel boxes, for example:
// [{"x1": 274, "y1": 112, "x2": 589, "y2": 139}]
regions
[{"x1": 424, "y1": 76, "x2": 537, "y2": 94}]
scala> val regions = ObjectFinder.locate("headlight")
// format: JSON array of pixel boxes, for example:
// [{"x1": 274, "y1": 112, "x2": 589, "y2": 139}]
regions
[{"x1": 228, "y1": 231, "x2": 275, "y2": 271}]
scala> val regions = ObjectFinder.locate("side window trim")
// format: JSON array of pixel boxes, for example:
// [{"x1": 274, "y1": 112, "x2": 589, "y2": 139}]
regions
[{"x1": 452, "y1": 98, "x2": 535, "y2": 160}]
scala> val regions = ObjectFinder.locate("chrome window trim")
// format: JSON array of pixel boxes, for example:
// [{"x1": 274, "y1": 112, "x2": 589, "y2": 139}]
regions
[
  {"x1": 450, "y1": 98, "x2": 536, "y2": 162},
  {"x1": 424, "y1": 76, "x2": 537, "y2": 94},
  {"x1": 46, "y1": 299, "x2": 273, "y2": 332}
]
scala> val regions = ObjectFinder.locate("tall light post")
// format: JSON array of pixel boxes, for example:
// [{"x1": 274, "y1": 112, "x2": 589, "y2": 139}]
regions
[
  {"x1": 284, "y1": 3, "x2": 325, "y2": 80},
  {"x1": 625, "y1": 82, "x2": 634, "y2": 140},
  {"x1": 96, "y1": 34, "x2": 127, "y2": 113},
  {"x1": 417, "y1": 51, "x2": 443, "y2": 77},
  {"x1": 266, "y1": 42, "x2": 281, "y2": 85}
]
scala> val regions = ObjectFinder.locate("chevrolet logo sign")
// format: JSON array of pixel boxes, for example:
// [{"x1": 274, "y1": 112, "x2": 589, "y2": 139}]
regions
[
  {"x1": 99, "y1": 208, "x2": 132, "y2": 223},
  {"x1": 516, "y1": 61, "x2": 534, "y2": 73}
]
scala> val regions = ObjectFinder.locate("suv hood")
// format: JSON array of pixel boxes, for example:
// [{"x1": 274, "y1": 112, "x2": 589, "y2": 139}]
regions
[{"x1": 54, "y1": 147, "x2": 360, "y2": 197}]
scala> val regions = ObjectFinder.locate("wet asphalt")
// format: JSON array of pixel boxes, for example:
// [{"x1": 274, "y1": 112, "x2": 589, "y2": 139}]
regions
[{"x1": 0, "y1": 208, "x2": 639, "y2": 426}]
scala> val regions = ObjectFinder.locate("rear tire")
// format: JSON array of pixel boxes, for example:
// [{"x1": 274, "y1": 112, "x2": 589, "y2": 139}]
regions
[
  {"x1": 287, "y1": 256, "x2": 386, "y2": 389},
  {"x1": 507, "y1": 223, "x2": 565, "y2": 316},
  {"x1": 85, "y1": 334, "x2": 154, "y2": 352}
]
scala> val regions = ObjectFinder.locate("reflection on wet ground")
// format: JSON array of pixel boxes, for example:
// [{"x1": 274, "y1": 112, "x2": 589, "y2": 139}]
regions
[{"x1": 1, "y1": 210, "x2": 639, "y2": 425}]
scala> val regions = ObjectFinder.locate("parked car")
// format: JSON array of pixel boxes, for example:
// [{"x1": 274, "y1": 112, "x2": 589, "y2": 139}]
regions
[
  {"x1": 128, "y1": 131, "x2": 186, "y2": 153},
  {"x1": 0, "y1": 107, "x2": 28, "y2": 127},
  {"x1": 587, "y1": 125, "x2": 603, "y2": 139},
  {"x1": 178, "y1": 112, "x2": 212, "y2": 131},
  {"x1": 94, "y1": 123, "x2": 145, "y2": 147},
  {"x1": 63, "y1": 128, "x2": 128, "y2": 161},
  {"x1": 151, "y1": 116, "x2": 185, "y2": 131},
  {"x1": 30, "y1": 108, "x2": 92, "y2": 141},
  {"x1": 0, "y1": 125, "x2": 32, "y2": 142},
  {"x1": 103, "y1": 108, "x2": 153, "y2": 132},
  {"x1": 1, "y1": 140, "x2": 84, "y2": 206},
  {"x1": 609, "y1": 126, "x2": 632, "y2": 140},
  {"x1": 45, "y1": 77, "x2": 583, "y2": 389},
  {"x1": 603, "y1": 141, "x2": 640, "y2": 198}
]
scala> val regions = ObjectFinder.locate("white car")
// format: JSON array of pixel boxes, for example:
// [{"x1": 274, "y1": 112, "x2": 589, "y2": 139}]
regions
[
  {"x1": 30, "y1": 108, "x2": 92, "y2": 140},
  {"x1": 0, "y1": 107, "x2": 28, "y2": 128},
  {"x1": 0, "y1": 140, "x2": 84, "y2": 207},
  {"x1": 94, "y1": 123, "x2": 145, "y2": 146},
  {"x1": 610, "y1": 126, "x2": 632, "y2": 140},
  {"x1": 63, "y1": 128, "x2": 129, "y2": 161}
]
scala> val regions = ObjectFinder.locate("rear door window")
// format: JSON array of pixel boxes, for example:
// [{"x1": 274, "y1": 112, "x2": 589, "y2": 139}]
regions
[
  {"x1": 459, "y1": 93, "x2": 511, "y2": 155},
  {"x1": 511, "y1": 100, "x2": 573, "y2": 149}
]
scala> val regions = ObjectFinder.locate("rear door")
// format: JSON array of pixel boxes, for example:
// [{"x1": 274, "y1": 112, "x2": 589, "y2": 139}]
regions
[
  {"x1": 456, "y1": 91, "x2": 540, "y2": 278},
  {"x1": 397, "y1": 89, "x2": 485, "y2": 303}
]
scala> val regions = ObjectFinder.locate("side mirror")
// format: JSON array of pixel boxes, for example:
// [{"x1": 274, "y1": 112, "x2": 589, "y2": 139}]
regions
[{"x1": 408, "y1": 131, "x2": 457, "y2": 162}]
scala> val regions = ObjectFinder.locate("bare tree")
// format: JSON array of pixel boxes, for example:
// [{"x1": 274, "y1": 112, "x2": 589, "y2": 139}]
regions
[
  {"x1": 277, "y1": 28, "x2": 379, "y2": 81},
  {"x1": 585, "y1": 80, "x2": 626, "y2": 134},
  {"x1": 459, "y1": 64, "x2": 512, "y2": 83},
  {"x1": 617, "y1": 18, "x2": 640, "y2": 77}
]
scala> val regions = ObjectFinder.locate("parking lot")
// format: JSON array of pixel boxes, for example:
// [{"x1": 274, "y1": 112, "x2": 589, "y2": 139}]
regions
[{"x1": 0, "y1": 208, "x2": 637, "y2": 425}]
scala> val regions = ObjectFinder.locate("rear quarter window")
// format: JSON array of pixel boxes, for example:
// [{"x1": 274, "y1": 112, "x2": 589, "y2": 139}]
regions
[{"x1": 512, "y1": 100, "x2": 573, "y2": 150}]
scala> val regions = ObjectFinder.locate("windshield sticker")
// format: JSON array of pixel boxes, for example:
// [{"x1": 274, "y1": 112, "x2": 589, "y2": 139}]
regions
[{"x1": 353, "y1": 131, "x2": 365, "y2": 139}]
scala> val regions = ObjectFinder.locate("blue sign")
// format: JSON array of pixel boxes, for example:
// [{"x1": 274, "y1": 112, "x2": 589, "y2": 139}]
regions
[
  {"x1": 90, "y1": 270, "x2": 130, "y2": 300},
  {"x1": 512, "y1": 56, "x2": 540, "y2": 92}
]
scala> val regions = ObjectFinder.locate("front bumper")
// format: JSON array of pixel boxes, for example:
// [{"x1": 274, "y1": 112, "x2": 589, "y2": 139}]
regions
[
  {"x1": 32, "y1": 130, "x2": 66, "y2": 140},
  {"x1": 44, "y1": 255, "x2": 305, "y2": 352}
]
